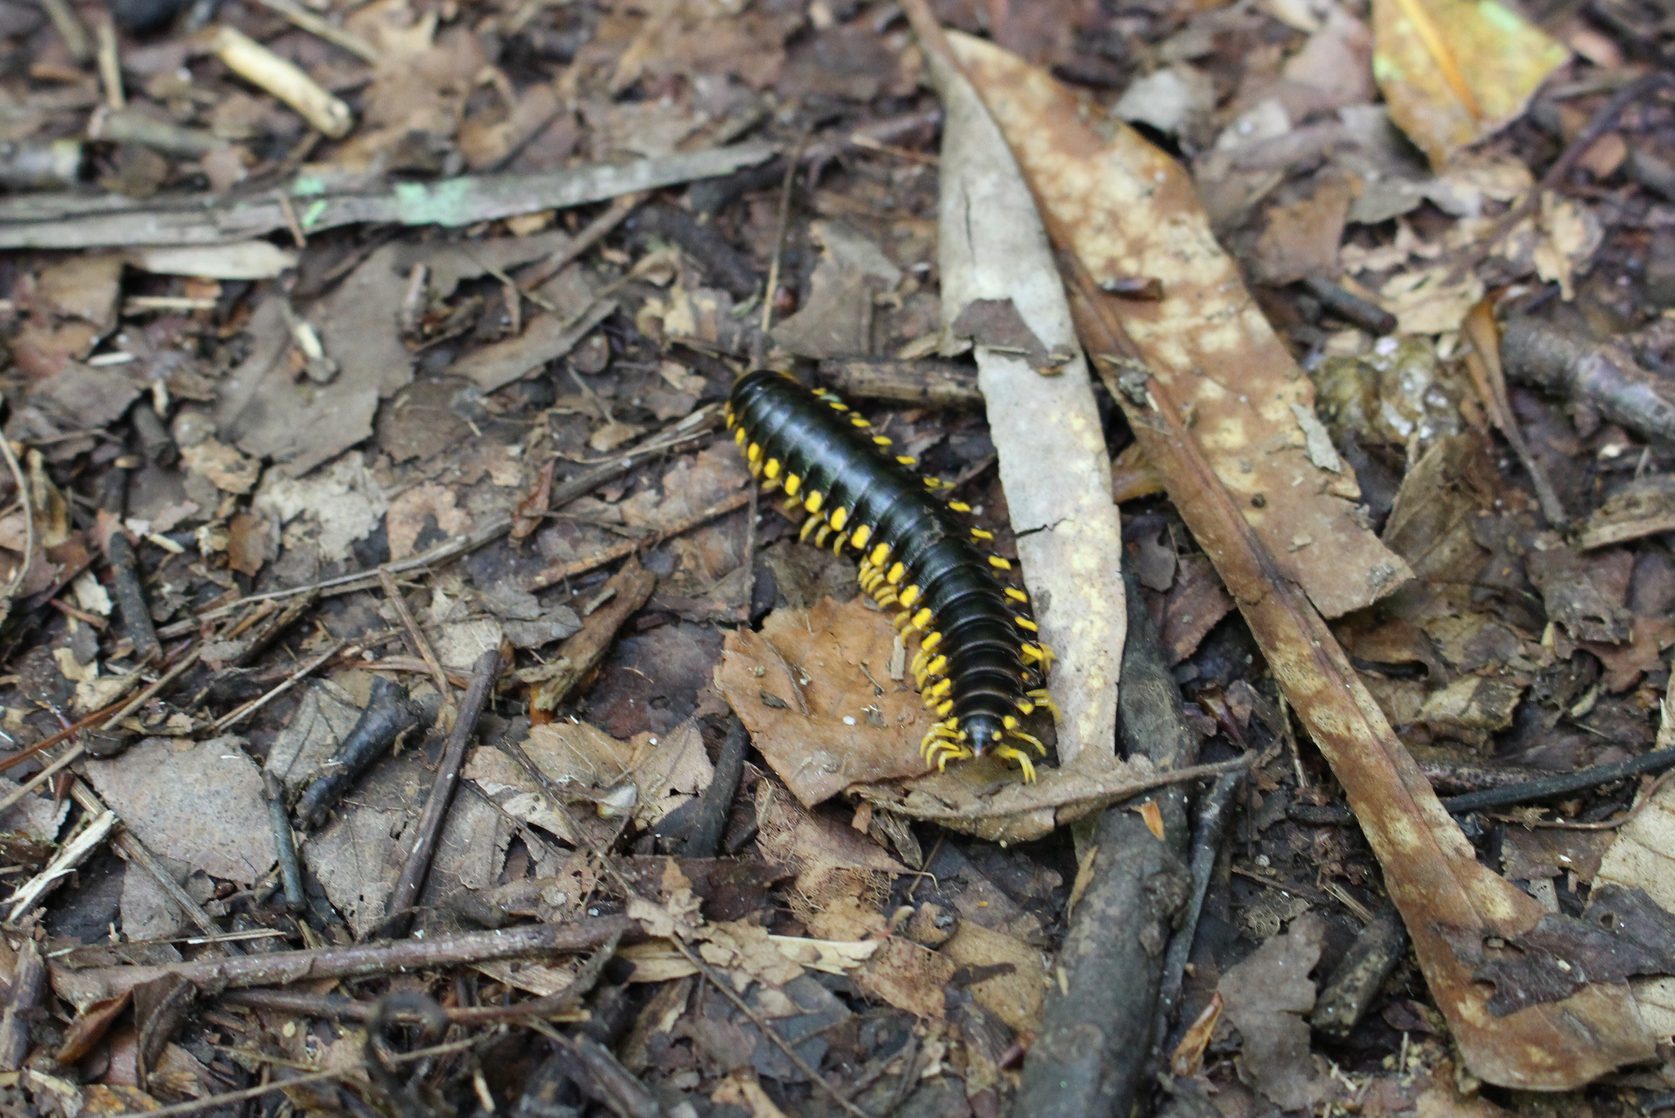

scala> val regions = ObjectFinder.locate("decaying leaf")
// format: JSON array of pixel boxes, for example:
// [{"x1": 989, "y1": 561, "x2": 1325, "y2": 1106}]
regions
[
  {"x1": 1218, "y1": 914, "x2": 1328, "y2": 1111},
  {"x1": 1371, "y1": 0, "x2": 1569, "y2": 169},
  {"x1": 944, "y1": 31, "x2": 1411, "y2": 621}
]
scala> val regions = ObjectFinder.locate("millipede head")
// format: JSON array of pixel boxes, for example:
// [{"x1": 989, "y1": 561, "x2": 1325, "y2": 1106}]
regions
[{"x1": 963, "y1": 714, "x2": 1006, "y2": 759}]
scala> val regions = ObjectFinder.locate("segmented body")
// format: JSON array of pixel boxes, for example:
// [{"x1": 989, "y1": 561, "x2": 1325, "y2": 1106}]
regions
[{"x1": 726, "y1": 369, "x2": 1053, "y2": 781}]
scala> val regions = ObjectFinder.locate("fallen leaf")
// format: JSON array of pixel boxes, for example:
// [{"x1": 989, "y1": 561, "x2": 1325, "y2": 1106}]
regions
[
  {"x1": 1371, "y1": 0, "x2": 1569, "y2": 168},
  {"x1": 1219, "y1": 914, "x2": 1328, "y2": 1110},
  {"x1": 944, "y1": 30, "x2": 1411, "y2": 620}
]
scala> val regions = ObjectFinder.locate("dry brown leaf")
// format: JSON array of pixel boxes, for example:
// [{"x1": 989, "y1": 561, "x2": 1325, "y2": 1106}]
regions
[
  {"x1": 720, "y1": 597, "x2": 1218, "y2": 842},
  {"x1": 914, "y1": 20, "x2": 1654, "y2": 1089},
  {"x1": 1371, "y1": 0, "x2": 1569, "y2": 169},
  {"x1": 944, "y1": 31, "x2": 1410, "y2": 621}
]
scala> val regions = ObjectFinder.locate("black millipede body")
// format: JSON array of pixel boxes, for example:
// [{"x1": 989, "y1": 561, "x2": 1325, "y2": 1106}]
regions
[{"x1": 726, "y1": 369, "x2": 1054, "y2": 781}]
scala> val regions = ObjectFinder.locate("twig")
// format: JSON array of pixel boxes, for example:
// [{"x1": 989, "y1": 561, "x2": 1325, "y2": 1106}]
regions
[
  {"x1": 1311, "y1": 907, "x2": 1408, "y2": 1038},
  {"x1": 93, "y1": 12, "x2": 123, "y2": 111},
  {"x1": 519, "y1": 192, "x2": 647, "y2": 290},
  {"x1": 1154, "y1": 767, "x2": 1244, "y2": 1063},
  {"x1": 38, "y1": 0, "x2": 91, "y2": 61},
  {"x1": 1288, "y1": 746, "x2": 1675, "y2": 825},
  {"x1": 0, "y1": 400, "x2": 32, "y2": 619},
  {"x1": 4, "y1": 810, "x2": 116, "y2": 921},
  {"x1": 214, "y1": 639, "x2": 351, "y2": 733},
  {"x1": 526, "y1": 490, "x2": 750, "y2": 590},
  {"x1": 295, "y1": 676, "x2": 437, "y2": 829},
  {"x1": 382, "y1": 647, "x2": 503, "y2": 933},
  {"x1": 755, "y1": 129, "x2": 810, "y2": 364},
  {"x1": 105, "y1": 530, "x2": 161, "y2": 662},
  {"x1": 817, "y1": 357, "x2": 983, "y2": 409},
  {"x1": 379, "y1": 571, "x2": 449, "y2": 700},
  {"x1": 206, "y1": 25, "x2": 352, "y2": 137},
  {"x1": 1018, "y1": 568, "x2": 1201, "y2": 1117},
  {"x1": 264, "y1": 772, "x2": 305, "y2": 911},
  {"x1": 1501, "y1": 315, "x2": 1675, "y2": 446},
  {"x1": 0, "y1": 144, "x2": 775, "y2": 250},
  {"x1": 0, "y1": 935, "x2": 45, "y2": 1071},
  {"x1": 251, "y1": 0, "x2": 380, "y2": 63},
  {"x1": 674, "y1": 719, "x2": 749, "y2": 857},
  {"x1": 55, "y1": 916, "x2": 631, "y2": 1004},
  {"x1": 1463, "y1": 302, "x2": 1568, "y2": 526},
  {"x1": 1299, "y1": 275, "x2": 1396, "y2": 335}
]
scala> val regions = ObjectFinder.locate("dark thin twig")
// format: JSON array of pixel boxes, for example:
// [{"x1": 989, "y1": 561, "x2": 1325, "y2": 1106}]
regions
[
  {"x1": 104, "y1": 530, "x2": 160, "y2": 661},
  {"x1": 1299, "y1": 276, "x2": 1396, "y2": 335},
  {"x1": 1289, "y1": 746, "x2": 1675, "y2": 825},
  {"x1": 382, "y1": 647, "x2": 503, "y2": 934},
  {"x1": 1152, "y1": 766, "x2": 1243, "y2": 1067},
  {"x1": 264, "y1": 771, "x2": 305, "y2": 911},
  {"x1": 59, "y1": 917, "x2": 631, "y2": 1004}
]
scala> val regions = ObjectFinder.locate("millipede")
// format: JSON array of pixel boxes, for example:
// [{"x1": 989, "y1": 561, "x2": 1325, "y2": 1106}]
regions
[{"x1": 726, "y1": 368, "x2": 1055, "y2": 781}]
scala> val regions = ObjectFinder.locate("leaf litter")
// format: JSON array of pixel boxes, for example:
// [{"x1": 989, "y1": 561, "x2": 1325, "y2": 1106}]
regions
[{"x1": 0, "y1": 0, "x2": 1674, "y2": 1113}]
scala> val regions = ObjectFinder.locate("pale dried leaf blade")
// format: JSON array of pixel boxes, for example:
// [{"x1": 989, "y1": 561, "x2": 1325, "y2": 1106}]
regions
[
  {"x1": 946, "y1": 31, "x2": 1411, "y2": 621},
  {"x1": 927, "y1": 47, "x2": 1126, "y2": 769}
]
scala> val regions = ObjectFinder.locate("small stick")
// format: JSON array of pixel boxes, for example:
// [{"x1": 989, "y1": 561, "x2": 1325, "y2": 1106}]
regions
[
  {"x1": 90, "y1": 108, "x2": 222, "y2": 159},
  {"x1": 1289, "y1": 746, "x2": 1675, "y2": 825},
  {"x1": 206, "y1": 25, "x2": 354, "y2": 138},
  {"x1": 755, "y1": 129, "x2": 810, "y2": 364},
  {"x1": 0, "y1": 936, "x2": 45, "y2": 1071},
  {"x1": 382, "y1": 647, "x2": 502, "y2": 932},
  {"x1": 1501, "y1": 316, "x2": 1675, "y2": 446},
  {"x1": 213, "y1": 639, "x2": 349, "y2": 732},
  {"x1": 817, "y1": 357, "x2": 982, "y2": 409},
  {"x1": 1299, "y1": 275, "x2": 1396, "y2": 335},
  {"x1": 250, "y1": 0, "x2": 380, "y2": 63},
  {"x1": 0, "y1": 400, "x2": 33, "y2": 618},
  {"x1": 674, "y1": 719, "x2": 749, "y2": 857},
  {"x1": 57, "y1": 916, "x2": 631, "y2": 1003},
  {"x1": 1153, "y1": 767, "x2": 1244, "y2": 1063},
  {"x1": 93, "y1": 12, "x2": 124, "y2": 111},
  {"x1": 527, "y1": 491, "x2": 749, "y2": 590},
  {"x1": 38, "y1": 0, "x2": 92, "y2": 61},
  {"x1": 1463, "y1": 303, "x2": 1567, "y2": 526},
  {"x1": 104, "y1": 531, "x2": 161, "y2": 662},
  {"x1": 378, "y1": 571, "x2": 448, "y2": 700},
  {"x1": 5, "y1": 810, "x2": 116, "y2": 921},
  {"x1": 519, "y1": 191, "x2": 646, "y2": 290},
  {"x1": 264, "y1": 771, "x2": 305, "y2": 911}
]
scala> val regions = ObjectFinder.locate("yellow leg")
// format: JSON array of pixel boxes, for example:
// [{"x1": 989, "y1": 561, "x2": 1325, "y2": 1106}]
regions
[
  {"x1": 1010, "y1": 729, "x2": 1047, "y2": 757},
  {"x1": 993, "y1": 744, "x2": 1038, "y2": 783}
]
